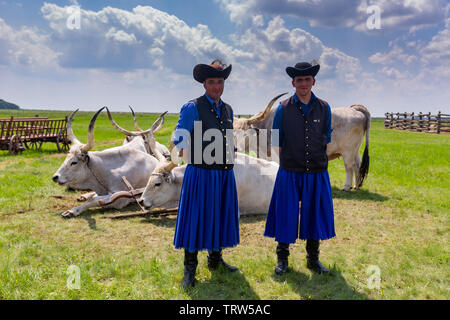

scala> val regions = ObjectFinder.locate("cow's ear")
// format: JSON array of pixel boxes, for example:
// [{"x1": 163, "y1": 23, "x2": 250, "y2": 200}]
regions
[
  {"x1": 80, "y1": 153, "x2": 90, "y2": 164},
  {"x1": 164, "y1": 173, "x2": 174, "y2": 184}
]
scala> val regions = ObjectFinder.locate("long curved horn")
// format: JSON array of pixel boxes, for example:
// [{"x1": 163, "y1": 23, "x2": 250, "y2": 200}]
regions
[
  {"x1": 151, "y1": 111, "x2": 168, "y2": 133},
  {"x1": 247, "y1": 93, "x2": 288, "y2": 125},
  {"x1": 146, "y1": 132, "x2": 167, "y2": 163},
  {"x1": 129, "y1": 107, "x2": 167, "y2": 134},
  {"x1": 67, "y1": 109, "x2": 81, "y2": 145},
  {"x1": 128, "y1": 106, "x2": 143, "y2": 131},
  {"x1": 107, "y1": 107, "x2": 137, "y2": 136},
  {"x1": 151, "y1": 139, "x2": 177, "y2": 172},
  {"x1": 161, "y1": 142, "x2": 179, "y2": 172},
  {"x1": 106, "y1": 107, "x2": 154, "y2": 136},
  {"x1": 162, "y1": 160, "x2": 177, "y2": 172},
  {"x1": 81, "y1": 107, "x2": 105, "y2": 153}
]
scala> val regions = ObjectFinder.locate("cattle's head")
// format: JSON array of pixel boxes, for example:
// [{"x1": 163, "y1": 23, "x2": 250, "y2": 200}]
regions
[
  {"x1": 52, "y1": 108, "x2": 104, "y2": 189},
  {"x1": 233, "y1": 93, "x2": 287, "y2": 153},
  {"x1": 139, "y1": 137, "x2": 179, "y2": 209},
  {"x1": 107, "y1": 106, "x2": 167, "y2": 156},
  {"x1": 139, "y1": 160, "x2": 179, "y2": 209}
]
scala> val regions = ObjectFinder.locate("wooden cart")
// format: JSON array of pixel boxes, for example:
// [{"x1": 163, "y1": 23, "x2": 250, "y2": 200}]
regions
[{"x1": 0, "y1": 116, "x2": 71, "y2": 155}]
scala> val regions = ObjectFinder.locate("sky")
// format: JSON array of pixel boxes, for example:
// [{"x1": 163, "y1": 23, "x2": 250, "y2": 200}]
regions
[{"x1": 0, "y1": 0, "x2": 449, "y2": 117}]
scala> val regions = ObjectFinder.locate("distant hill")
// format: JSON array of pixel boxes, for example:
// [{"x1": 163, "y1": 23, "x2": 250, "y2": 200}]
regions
[{"x1": 0, "y1": 99, "x2": 20, "y2": 110}]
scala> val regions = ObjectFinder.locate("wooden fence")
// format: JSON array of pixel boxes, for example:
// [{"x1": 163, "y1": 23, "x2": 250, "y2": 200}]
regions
[{"x1": 384, "y1": 111, "x2": 450, "y2": 134}]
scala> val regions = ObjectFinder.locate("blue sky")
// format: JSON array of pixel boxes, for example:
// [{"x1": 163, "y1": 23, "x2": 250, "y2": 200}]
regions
[{"x1": 0, "y1": 0, "x2": 449, "y2": 116}]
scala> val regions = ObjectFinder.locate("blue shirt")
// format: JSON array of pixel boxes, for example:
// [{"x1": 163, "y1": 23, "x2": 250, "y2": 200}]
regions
[
  {"x1": 173, "y1": 93, "x2": 234, "y2": 148},
  {"x1": 272, "y1": 92, "x2": 333, "y2": 147}
]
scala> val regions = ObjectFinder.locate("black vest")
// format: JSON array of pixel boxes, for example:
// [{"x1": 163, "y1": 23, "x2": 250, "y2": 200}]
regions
[
  {"x1": 280, "y1": 95, "x2": 329, "y2": 173},
  {"x1": 189, "y1": 95, "x2": 234, "y2": 170}
]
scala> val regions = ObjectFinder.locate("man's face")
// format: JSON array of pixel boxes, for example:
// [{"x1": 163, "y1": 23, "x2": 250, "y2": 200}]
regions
[
  {"x1": 292, "y1": 75, "x2": 315, "y2": 97},
  {"x1": 203, "y1": 77, "x2": 225, "y2": 101}
]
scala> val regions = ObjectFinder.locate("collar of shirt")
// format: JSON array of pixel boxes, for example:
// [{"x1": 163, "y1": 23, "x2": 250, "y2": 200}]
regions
[
  {"x1": 293, "y1": 91, "x2": 316, "y2": 107},
  {"x1": 204, "y1": 93, "x2": 223, "y2": 110}
]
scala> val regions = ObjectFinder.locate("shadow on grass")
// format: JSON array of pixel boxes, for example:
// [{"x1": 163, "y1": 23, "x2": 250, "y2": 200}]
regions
[
  {"x1": 52, "y1": 205, "x2": 109, "y2": 231},
  {"x1": 183, "y1": 265, "x2": 260, "y2": 300},
  {"x1": 81, "y1": 213, "x2": 107, "y2": 232},
  {"x1": 141, "y1": 211, "x2": 269, "y2": 228},
  {"x1": 141, "y1": 215, "x2": 177, "y2": 228},
  {"x1": 77, "y1": 209, "x2": 268, "y2": 230},
  {"x1": 93, "y1": 203, "x2": 178, "y2": 229},
  {"x1": 271, "y1": 264, "x2": 368, "y2": 300},
  {"x1": 331, "y1": 187, "x2": 388, "y2": 202},
  {"x1": 53, "y1": 201, "x2": 139, "y2": 229},
  {"x1": 239, "y1": 214, "x2": 267, "y2": 224}
]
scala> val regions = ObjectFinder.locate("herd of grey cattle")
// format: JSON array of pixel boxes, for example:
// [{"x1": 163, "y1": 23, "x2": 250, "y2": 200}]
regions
[{"x1": 52, "y1": 95, "x2": 370, "y2": 218}]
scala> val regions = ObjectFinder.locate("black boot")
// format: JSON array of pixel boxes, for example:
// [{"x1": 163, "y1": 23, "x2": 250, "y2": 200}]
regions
[
  {"x1": 275, "y1": 242, "x2": 290, "y2": 275},
  {"x1": 181, "y1": 249, "x2": 198, "y2": 287},
  {"x1": 306, "y1": 239, "x2": 330, "y2": 274},
  {"x1": 207, "y1": 250, "x2": 238, "y2": 272}
]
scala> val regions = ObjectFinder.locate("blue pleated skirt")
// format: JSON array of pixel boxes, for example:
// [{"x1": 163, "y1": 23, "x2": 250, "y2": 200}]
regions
[
  {"x1": 173, "y1": 164, "x2": 240, "y2": 252},
  {"x1": 264, "y1": 167, "x2": 335, "y2": 243}
]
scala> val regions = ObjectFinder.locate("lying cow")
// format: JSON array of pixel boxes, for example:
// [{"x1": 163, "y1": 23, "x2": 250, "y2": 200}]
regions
[
  {"x1": 138, "y1": 140, "x2": 278, "y2": 215},
  {"x1": 233, "y1": 100, "x2": 370, "y2": 191},
  {"x1": 52, "y1": 107, "x2": 160, "y2": 218}
]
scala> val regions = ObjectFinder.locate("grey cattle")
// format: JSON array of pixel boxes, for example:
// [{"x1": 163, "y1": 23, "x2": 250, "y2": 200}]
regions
[
  {"x1": 52, "y1": 108, "x2": 159, "y2": 218},
  {"x1": 234, "y1": 100, "x2": 370, "y2": 191},
  {"x1": 138, "y1": 141, "x2": 279, "y2": 215}
]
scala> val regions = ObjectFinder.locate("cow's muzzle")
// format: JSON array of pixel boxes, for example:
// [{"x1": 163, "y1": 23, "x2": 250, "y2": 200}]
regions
[
  {"x1": 52, "y1": 175, "x2": 66, "y2": 185},
  {"x1": 138, "y1": 198, "x2": 152, "y2": 210}
]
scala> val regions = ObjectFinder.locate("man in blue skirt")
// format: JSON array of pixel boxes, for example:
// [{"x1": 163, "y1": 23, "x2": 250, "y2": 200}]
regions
[
  {"x1": 264, "y1": 61, "x2": 335, "y2": 275},
  {"x1": 172, "y1": 60, "x2": 239, "y2": 287}
]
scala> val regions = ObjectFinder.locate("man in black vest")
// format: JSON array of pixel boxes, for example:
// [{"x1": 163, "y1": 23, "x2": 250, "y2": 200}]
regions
[
  {"x1": 172, "y1": 60, "x2": 239, "y2": 288},
  {"x1": 264, "y1": 62, "x2": 335, "y2": 275}
]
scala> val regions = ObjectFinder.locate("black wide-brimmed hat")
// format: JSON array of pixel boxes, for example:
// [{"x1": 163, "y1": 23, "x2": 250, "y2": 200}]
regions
[
  {"x1": 193, "y1": 60, "x2": 232, "y2": 83},
  {"x1": 286, "y1": 61, "x2": 320, "y2": 79}
]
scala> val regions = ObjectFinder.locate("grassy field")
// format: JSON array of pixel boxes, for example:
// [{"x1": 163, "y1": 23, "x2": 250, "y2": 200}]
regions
[{"x1": 0, "y1": 109, "x2": 448, "y2": 300}]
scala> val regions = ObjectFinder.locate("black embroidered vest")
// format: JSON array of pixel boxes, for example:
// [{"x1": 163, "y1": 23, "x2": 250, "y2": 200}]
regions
[
  {"x1": 280, "y1": 95, "x2": 329, "y2": 173},
  {"x1": 189, "y1": 95, "x2": 234, "y2": 170}
]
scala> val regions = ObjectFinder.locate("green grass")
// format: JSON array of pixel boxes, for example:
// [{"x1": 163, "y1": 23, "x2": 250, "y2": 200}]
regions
[{"x1": 0, "y1": 109, "x2": 449, "y2": 300}]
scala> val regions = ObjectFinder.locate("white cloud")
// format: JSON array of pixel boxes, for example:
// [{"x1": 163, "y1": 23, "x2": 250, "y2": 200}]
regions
[
  {"x1": 419, "y1": 18, "x2": 450, "y2": 67},
  {"x1": 34, "y1": 3, "x2": 363, "y2": 103},
  {"x1": 369, "y1": 16, "x2": 450, "y2": 82},
  {"x1": 39, "y1": 3, "x2": 252, "y2": 73},
  {"x1": 0, "y1": 17, "x2": 59, "y2": 69},
  {"x1": 379, "y1": 66, "x2": 407, "y2": 79},
  {"x1": 105, "y1": 27, "x2": 138, "y2": 45},
  {"x1": 231, "y1": 16, "x2": 362, "y2": 83},
  {"x1": 217, "y1": 0, "x2": 447, "y2": 32},
  {"x1": 1, "y1": 2, "x2": 448, "y2": 117},
  {"x1": 252, "y1": 15, "x2": 264, "y2": 28},
  {"x1": 369, "y1": 44, "x2": 417, "y2": 65}
]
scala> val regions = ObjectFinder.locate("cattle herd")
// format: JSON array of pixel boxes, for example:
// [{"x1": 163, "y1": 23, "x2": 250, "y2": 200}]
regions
[{"x1": 52, "y1": 96, "x2": 370, "y2": 218}]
